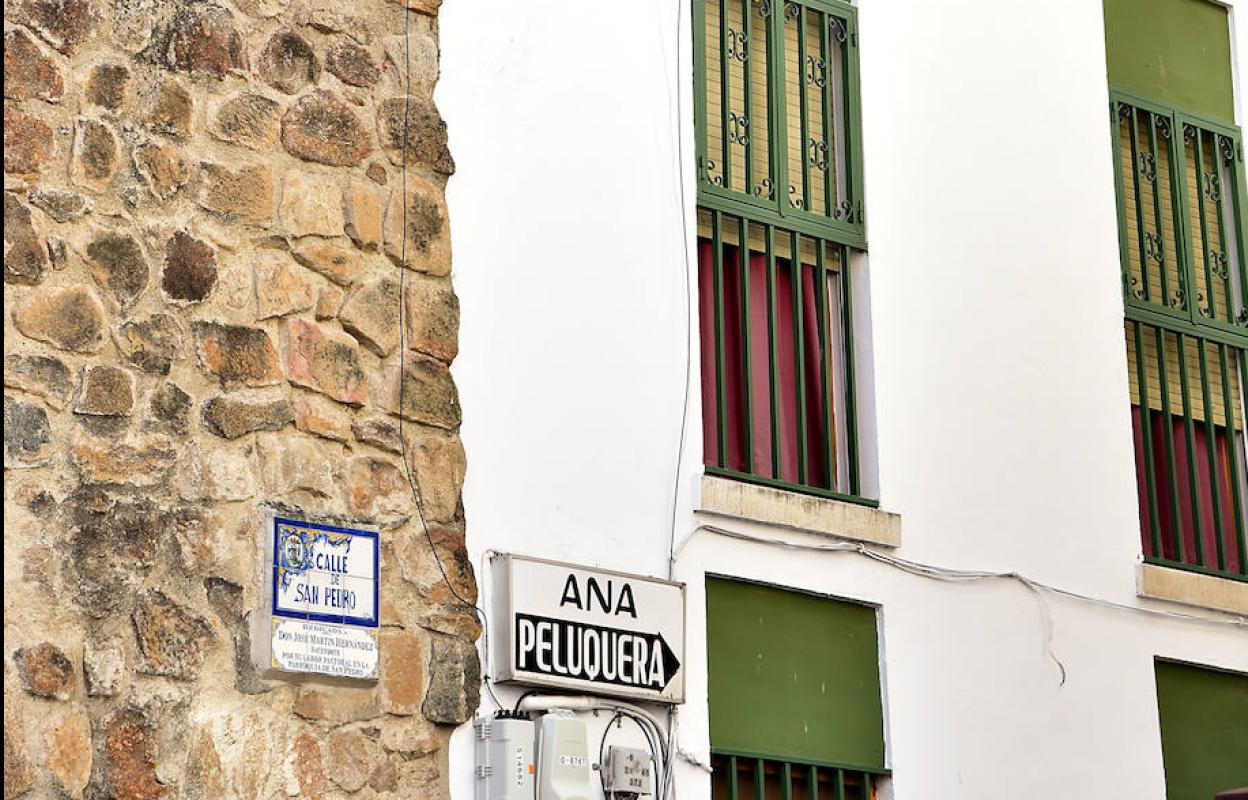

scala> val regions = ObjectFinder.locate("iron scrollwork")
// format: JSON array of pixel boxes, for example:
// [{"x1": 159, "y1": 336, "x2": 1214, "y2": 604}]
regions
[
  {"x1": 1210, "y1": 251, "x2": 1229, "y2": 281},
  {"x1": 788, "y1": 184, "x2": 804, "y2": 209},
  {"x1": 728, "y1": 112, "x2": 750, "y2": 146},
  {"x1": 805, "y1": 55, "x2": 826, "y2": 88},
  {"x1": 703, "y1": 158, "x2": 723, "y2": 187},
  {"x1": 808, "y1": 138, "x2": 828, "y2": 172},
  {"x1": 727, "y1": 28, "x2": 748, "y2": 62},
  {"x1": 1144, "y1": 232, "x2": 1164, "y2": 264},
  {"x1": 1219, "y1": 135, "x2": 1236, "y2": 165},
  {"x1": 1137, "y1": 152, "x2": 1156, "y2": 183},
  {"x1": 828, "y1": 16, "x2": 847, "y2": 43},
  {"x1": 1203, "y1": 171, "x2": 1221, "y2": 202}
]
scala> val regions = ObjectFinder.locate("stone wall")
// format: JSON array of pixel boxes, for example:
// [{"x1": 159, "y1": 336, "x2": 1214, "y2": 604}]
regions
[{"x1": 2, "y1": 0, "x2": 480, "y2": 795}]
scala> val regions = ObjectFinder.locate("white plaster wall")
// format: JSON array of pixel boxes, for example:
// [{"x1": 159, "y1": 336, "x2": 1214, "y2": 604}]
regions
[{"x1": 439, "y1": 0, "x2": 1248, "y2": 798}]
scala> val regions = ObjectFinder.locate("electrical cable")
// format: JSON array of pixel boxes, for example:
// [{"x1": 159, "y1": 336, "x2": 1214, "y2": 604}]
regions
[
  {"x1": 686, "y1": 522, "x2": 1248, "y2": 629},
  {"x1": 665, "y1": 0, "x2": 694, "y2": 587},
  {"x1": 395, "y1": 0, "x2": 501, "y2": 711}
]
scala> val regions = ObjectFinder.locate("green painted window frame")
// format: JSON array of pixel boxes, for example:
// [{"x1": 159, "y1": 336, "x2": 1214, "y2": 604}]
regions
[
  {"x1": 693, "y1": 0, "x2": 867, "y2": 250},
  {"x1": 694, "y1": 0, "x2": 874, "y2": 506},
  {"x1": 1109, "y1": 87, "x2": 1248, "y2": 582}
]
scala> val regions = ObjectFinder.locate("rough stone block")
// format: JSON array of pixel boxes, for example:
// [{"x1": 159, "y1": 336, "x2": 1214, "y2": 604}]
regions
[
  {"x1": 74, "y1": 364, "x2": 135, "y2": 416},
  {"x1": 284, "y1": 318, "x2": 368, "y2": 405},
  {"x1": 377, "y1": 96, "x2": 453, "y2": 174},
  {"x1": 4, "y1": 193, "x2": 49, "y2": 286},
  {"x1": 5, "y1": 107, "x2": 55, "y2": 175},
  {"x1": 83, "y1": 641, "x2": 125, "y2": 697},
  {"x1": 254, "y1": 255, "x2": 316, "y2": 319},
  {"x1": 162, "y1": 230, "x2": 218, "y2": 303},
  {"x1": 192, "y1": 321, "x2": 284, "y2": 389},
  {"x1": 86, "y1": 63, "x2": 129, "y2": 110},
  {"x1": 404, "y1": 277, "x2": 459, "y2": 363},
  {"x1": 292, "y1": 392, "x2": 352, "y2": 441},
  {"x1": 114, "y1": 314, "x2": 182, "y2": 375},
  {"x1": 12, "y1": 285, "x2": 107, "y2": 353},
  {"x1": 146, "y1": 77, "x2": 193, "y2": 137},
  {"x1": 9, "y1": 0, "x2": 101, "y2": 54},
  {"x1": 4, "y1": 395, "x2": 52, "y2": 468},
  {"x1": 258, "y1": 29, "x2": 319, "y2": 95},
  {"x1": 280, "y1": 171, "x2": 346, "y2": 237},
  {"x1": 209, "y1": 92, "x2": 281, "y2": 150},
  {"x1": 198, "y1": 162, "x2": 275, "y2": 226},
  {"x1": 70, "y1": 118, "x2": 120, "y2": 192},
  {"x1": 343, "y1": 181, "x2": 383, "y2": 251},
  {"x1": 4, "y1": 29, "x2": 64, "y2": 102},
  {"x1": 201, "y1": 393, "x2": 294, "y2": 439},
  {"x1": 407, "y1": 427, "x2": 465, "y2": 522},
  {"x1": 4, "y1": 353, "x2": 73, "y2": 410},
  {"x1": 83, "y1": 230, "x2": 150, "y2": 307},
  {"x1": 292, "y1": 241, "x2": 358, "y2": 286},
  {"x1": 29, "y1": 188, "x2": 90, "y2": 223},
  {"x1": 383, "y1": 174, "x2": 450, "y2": 275},
  {"x1": 46, "y1": 708, "x2": 92, "y2": 797},
  {"x1": 14, "y1": 642, "x2": 75, "y2": 699},
  {"x1": 132, "y1": 589, "x2": 217, "y2": 679},
  {"x1": 340, "y1": 277, "x2": 400, "y2": 356},
  {"x1": 281, "y1": 90, "x2": 373, "y2": 166},
  {"x1": 134, "y1": 140, "x2": 190, "y2": 201},
  {"x1": 352, "y1": 415, "x2": 401, "y2": 453},
  {"x1": 422, "y1": 635, "x2": 480, "y2": 725},
  {"x1": 327, "y1": 42, "x2": 381, "y2": 88}
]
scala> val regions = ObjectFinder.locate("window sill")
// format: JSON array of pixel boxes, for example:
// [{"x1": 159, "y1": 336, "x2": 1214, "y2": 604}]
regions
[
  {"x1": 698, "y1": 474, "x2": 901, "y2": 548},
  {"x1": 1138, "y1": 563, "x2": 1248, "y2": 616}
]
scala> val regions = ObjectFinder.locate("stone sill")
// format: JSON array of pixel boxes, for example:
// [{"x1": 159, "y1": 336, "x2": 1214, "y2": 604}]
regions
[
  {"x1": 698, "y1": 474, "x2": 901, "y2": 548},
  {"x1": 1138, "y1": 563, "x2": 1248, "y2": 616}
]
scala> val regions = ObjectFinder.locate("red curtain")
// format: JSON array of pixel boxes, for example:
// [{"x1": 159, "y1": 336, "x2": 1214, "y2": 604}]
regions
[
  {"x1": 1131, "y1": 407, "x2": 1244, "y2": 573},
  {"x1": 698, "y1": 240, "x2": 835, "y2": 489}
]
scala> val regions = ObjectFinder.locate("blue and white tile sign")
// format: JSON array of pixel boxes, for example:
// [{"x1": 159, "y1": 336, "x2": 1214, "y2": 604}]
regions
[{"x1": 265, "y1": 515, "x2": 380, "y2": 680}]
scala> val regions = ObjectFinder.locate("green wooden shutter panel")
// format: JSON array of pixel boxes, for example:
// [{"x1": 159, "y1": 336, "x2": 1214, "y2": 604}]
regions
[
  {"x1": 705, "y1": 577, "x2": 885, "y2": 770},
  {"x1": 1103, "y1": 0, "x2": 1233, "y2": 122},
  {"x1": 1155, "y1": 660, "x2": 1248, "y2": 800}
]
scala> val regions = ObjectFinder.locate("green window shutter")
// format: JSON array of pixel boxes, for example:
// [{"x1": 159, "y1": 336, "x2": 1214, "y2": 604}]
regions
[
  {"x1": 1103, "y1": 0, "x2": 1233, "y2": 122},
  {"x1": 705, "y1": 577, "x2": 885, "y2": 770},
  {"x1": 1154, "y1": 660, "x2": 1248, "y2": 800}
]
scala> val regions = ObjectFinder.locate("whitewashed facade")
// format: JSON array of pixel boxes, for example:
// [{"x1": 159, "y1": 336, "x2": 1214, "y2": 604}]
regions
[{"x1": 439, "y1": 1, "x2": 1248, "y2": 797}]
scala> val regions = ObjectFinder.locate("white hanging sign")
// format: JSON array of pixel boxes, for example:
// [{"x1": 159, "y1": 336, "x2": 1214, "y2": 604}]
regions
[{"x1": 491, "y1": 554, "x2": 686, "y2": 704}]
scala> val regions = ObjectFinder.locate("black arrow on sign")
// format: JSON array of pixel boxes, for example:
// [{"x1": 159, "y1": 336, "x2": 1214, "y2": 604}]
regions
[{"x1": 515, "y1": 613, "x2": 681, "y2": 691}]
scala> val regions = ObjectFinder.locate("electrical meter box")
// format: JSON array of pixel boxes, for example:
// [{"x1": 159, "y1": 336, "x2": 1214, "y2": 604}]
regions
[
  {"x1": 604, "y1": 746, "x2": 652, "y2": 796},
  {"x1": 535, "y1": 711, "x2": 592, "y2": 800},
  {"x1": 475, "y1": 716, "x2": 536, "y2": 800}
]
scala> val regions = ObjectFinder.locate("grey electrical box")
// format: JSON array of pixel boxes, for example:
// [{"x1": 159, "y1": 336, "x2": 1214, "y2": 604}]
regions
[
  {"x1": 535, "y1": 711, "x2": 592, "y2": 800},
  {"x1": 475, "y1": 716, "x2": 536, "y2": 800},
  {"x1": 604, "y1": 746, "x2": 652, "y2": 797}
]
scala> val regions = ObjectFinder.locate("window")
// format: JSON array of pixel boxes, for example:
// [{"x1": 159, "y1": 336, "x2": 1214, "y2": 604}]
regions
[
  {"x1": 1153, "y1": 660, "x2": 1248, "y2": 800},
  {"x1": 1106, "y1": 0, "x2": 1248, "y2": 581},
  {"x1": 705, "y1": 578, "x2": 887, "y2": 800},
  {"x1": 694, "y1": 0, "x2": 868, "y2": 502}
]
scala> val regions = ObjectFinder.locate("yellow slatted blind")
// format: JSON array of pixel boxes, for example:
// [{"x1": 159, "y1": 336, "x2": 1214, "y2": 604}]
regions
[
  {"x1": 1118, "y1": 110, "x2": 1185, "y2": 308},
  {"x1": 1126, "y1": 322, "x2": 1243, "y2": 428},
  {"x1": 704, "y1": 0, "x2": 772, "y2": 195},
  {"x1": 782, "y1": 5, "x2": 835, "y2": 217},
  {"x1": 702, "y1": 0, "x2": 848, "y2": 220},
  {"x1": 1185, "y1": 130, "x2": 1236, "y2": 323},
  {"x1": 1118, "y1": 108, "x2": 1243, "y2": 326}
]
